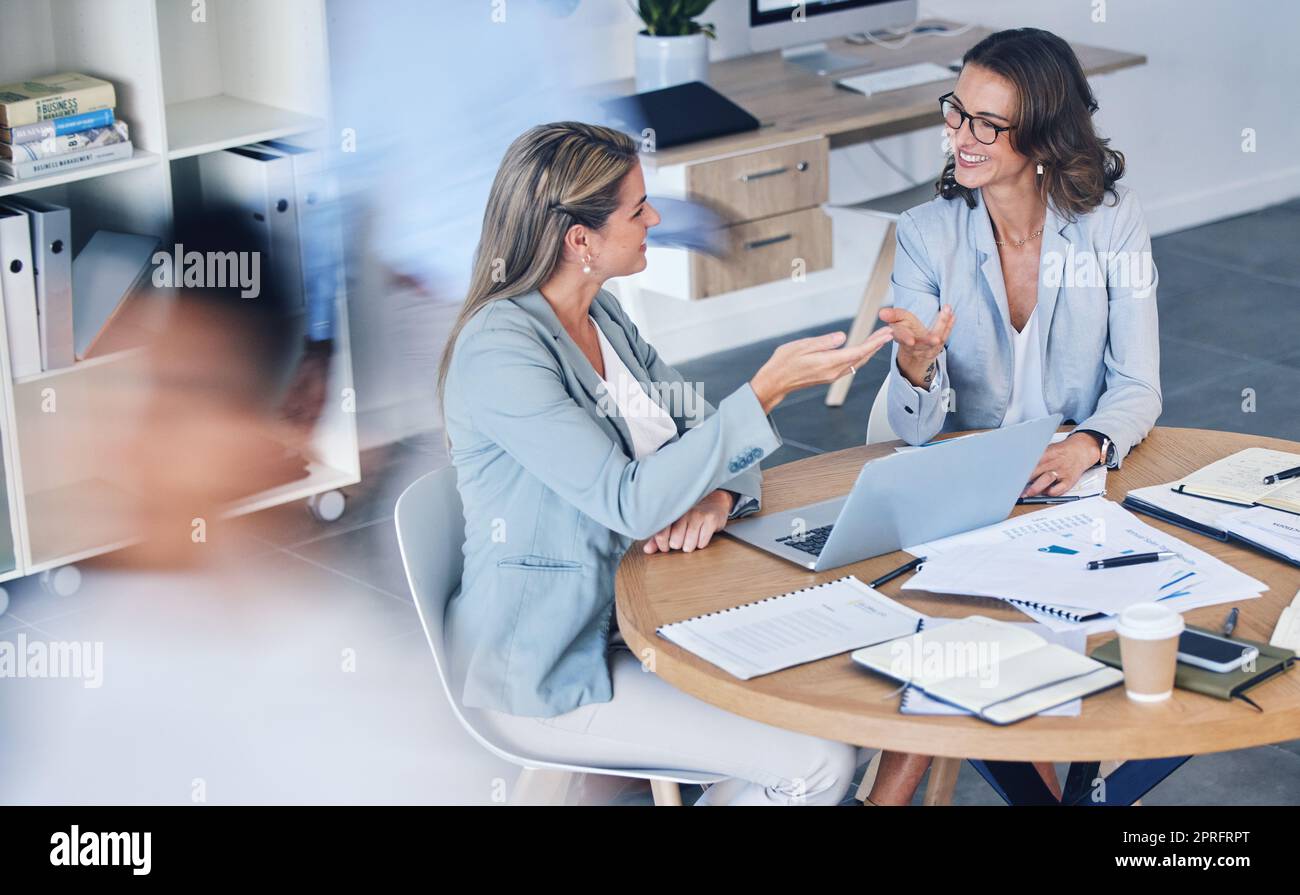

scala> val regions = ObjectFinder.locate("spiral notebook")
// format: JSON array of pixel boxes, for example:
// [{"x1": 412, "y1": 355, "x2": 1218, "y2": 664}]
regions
[
  {"x1": 655, "y1": 575, "x2": 923, "y2": 680},
  {"x1": 1002, "y1": 598, "x2": 1106, "y2": 625}
]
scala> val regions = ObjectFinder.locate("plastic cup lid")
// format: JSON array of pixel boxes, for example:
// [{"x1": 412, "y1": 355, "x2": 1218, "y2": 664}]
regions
[{"x1": 1116, "y1": 602, "x2": 1185, "y2": 640}]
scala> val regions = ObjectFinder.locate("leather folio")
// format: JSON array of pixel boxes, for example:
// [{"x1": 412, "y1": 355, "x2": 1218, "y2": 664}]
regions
[{"x1": 1091, "y1": 626, "x2": 1295, "y2": 708}]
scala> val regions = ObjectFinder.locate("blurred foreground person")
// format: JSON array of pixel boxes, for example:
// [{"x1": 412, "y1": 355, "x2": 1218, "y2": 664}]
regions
[{"x1": 71, "y1": 208, "x2": 317, "y2": 567}]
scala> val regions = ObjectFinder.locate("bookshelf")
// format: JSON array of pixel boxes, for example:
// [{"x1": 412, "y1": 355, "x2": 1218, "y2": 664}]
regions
[{"x1": 0, "y1": 0, "x2": 359, "y2": 603}]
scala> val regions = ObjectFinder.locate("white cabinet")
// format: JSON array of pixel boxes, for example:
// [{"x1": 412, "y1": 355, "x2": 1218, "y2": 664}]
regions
[{"x1": 0, "y1": 0, "x2": 358, "y2": 580}]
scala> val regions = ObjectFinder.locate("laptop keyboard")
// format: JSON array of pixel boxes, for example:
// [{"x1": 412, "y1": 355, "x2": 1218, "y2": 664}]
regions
[{"x1": 776, "y1": 524, "x2": 834, "y2": 557}]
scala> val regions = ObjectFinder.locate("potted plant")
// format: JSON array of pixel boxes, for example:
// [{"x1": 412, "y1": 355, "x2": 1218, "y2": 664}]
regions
[{"x1": 631, "y1": 0, "x2": 717, "y2": 92}]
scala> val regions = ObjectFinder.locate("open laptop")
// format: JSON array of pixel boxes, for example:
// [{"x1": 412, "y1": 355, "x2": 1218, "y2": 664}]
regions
[{"x1": 723, "y1": 415, "x2": 1062, "y2": 571}]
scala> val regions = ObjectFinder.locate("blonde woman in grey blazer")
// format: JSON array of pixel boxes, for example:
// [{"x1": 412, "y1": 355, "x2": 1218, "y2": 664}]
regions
[
  {"x1": 437, "y1": 122, "x2": 895, "y2": 805},
  {"x1": 868, "y1": 28, "x2": 1161, "y2": 805}
]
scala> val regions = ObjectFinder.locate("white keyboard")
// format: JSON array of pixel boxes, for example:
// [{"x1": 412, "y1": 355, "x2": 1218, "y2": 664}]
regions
[{"x1": 836, "y1": 62, "x2": 955, "y2": 97}]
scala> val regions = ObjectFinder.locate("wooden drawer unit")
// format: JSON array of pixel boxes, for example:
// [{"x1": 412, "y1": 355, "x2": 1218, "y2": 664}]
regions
[
  {"x1": 686, "y1": 137, "x2": 829, "y2": 221},
  {"x1": 691, "y1": 207, "x2": 832, "y2": 299}
]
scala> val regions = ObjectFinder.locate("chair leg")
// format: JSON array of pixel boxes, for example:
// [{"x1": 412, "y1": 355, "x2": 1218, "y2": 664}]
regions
[
  {"x1": 854, "y1": 749, "x2": 883, "y2": 803},
  {"x1": 826, "y1": 220, "x2": 898, "y2": 408},
  {"x1": 650, "y1": 780, "x2": 684, "y2": 806},
  {"x1": 922, "y1": 757, "x2": 961, "y2": 806},
  {"x1": 510, "y1": 767, "x2": 578, "y2": 805}
]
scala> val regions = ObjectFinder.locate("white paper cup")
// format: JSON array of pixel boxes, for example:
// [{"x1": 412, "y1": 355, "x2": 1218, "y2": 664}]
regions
[{"x1": 1116, "y1": 602, "x2": 1185, "y2": 702}]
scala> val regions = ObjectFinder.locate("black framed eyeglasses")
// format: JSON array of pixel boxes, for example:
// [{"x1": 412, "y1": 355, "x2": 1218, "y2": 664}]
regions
[{"x1": 939, "y1": 92, "x2": 1015, "y2": 146}]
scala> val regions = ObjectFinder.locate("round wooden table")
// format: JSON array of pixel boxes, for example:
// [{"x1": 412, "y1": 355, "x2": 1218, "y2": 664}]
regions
[{"x1": 615, "y1": 427, "x2": 1300, "y2": 804}]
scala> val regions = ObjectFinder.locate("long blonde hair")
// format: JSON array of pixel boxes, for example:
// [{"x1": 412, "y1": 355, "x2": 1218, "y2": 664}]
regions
[{"x1": 436, "y1": 122, "x2": 639, "y2": 411}]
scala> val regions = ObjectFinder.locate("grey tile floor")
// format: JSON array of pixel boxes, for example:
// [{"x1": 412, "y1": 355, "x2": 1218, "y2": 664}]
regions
[{"x1": 4, "y1": 200, "x2": 1300, "y2": 806}]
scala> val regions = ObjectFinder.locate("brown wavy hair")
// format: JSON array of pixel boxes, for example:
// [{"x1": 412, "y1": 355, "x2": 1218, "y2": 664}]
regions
[{"x1": 938, "y1": 27, "x2": 1124, "y2": 220}]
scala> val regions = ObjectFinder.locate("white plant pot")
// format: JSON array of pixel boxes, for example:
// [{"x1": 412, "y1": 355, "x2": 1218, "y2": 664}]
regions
[{"x1": 635, "y1": 31, "x2": 709, "y2": 93}]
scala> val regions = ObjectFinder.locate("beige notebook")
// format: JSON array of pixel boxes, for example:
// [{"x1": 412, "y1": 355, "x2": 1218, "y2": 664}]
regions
[
  {"x1": 1173, "y1": 448, "x2": 1300, "y2": 514},
  {"x1": 851, "y1": 615, "x2": 1123, "y2": 725}
]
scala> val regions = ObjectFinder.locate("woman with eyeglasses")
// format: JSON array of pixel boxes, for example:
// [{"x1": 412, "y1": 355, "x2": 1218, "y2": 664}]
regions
[{"x1": 865, "y1": 28, "x2": 1161, "y2": 805}]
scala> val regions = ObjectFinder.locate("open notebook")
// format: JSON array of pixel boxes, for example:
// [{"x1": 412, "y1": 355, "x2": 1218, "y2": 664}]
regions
[
  {"x1": 1125, "y1": 481, "x2": 1300, "y2": 569},
  {"x1": 900, "y1": 619, "x2": 1087, "y2": 717},
  {"x1": 851, "y1": 615, "x2": 1123, "y2": 725},
  {"x1": 1173, "y1": 448, "x2": 1300, "y2": 514},
  {"x1": 655, "y1": 575, "x2": 922, "y2": 680}
]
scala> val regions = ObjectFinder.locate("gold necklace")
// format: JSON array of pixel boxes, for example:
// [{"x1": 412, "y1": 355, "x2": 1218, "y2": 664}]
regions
[{"x1": 994, "y1": 226, "x2": 1044, "y2": 248}]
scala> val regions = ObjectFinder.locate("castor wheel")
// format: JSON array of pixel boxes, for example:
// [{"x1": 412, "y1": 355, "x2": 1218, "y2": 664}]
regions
[
  {"x1": 307, "y1": 490, "x2": 346, "y2": 522},
  {"x1": 40, "y1": 565, "x2": 81, "y2": 597}
]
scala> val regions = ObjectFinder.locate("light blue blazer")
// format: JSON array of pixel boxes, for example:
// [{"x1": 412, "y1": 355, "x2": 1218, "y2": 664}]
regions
[
  {"x1": 886, "y1": 184, "x2": 1161, "y2": 465},
  {"x1": 441, "y1": 287, "x2": 781, "y2": 717}
]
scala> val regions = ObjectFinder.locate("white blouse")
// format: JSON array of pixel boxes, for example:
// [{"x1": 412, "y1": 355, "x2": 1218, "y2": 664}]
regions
[
  {"x1": 1002, "y1": 306, "x2": 1050, "y2": 427},
  {"x1": 591, "y1": 316, "x2": 678, "y2": 460}
]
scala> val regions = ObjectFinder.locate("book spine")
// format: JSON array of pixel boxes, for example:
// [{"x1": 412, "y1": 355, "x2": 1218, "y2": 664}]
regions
[
  {"x1": 0, "y1": 141, "x2": 132, "y2": 181},
  {"x1": 0, "y1": 108, "x2": 116, "y2": 144},
  {"x1": 0, "y1": 83, "x2": 116, "y2": 128},
  {"x1": 0, "y1": 121, "x2": 128, "y2": 161}
]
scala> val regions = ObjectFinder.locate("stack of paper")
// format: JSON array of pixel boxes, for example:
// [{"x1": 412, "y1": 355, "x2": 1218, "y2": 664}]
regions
[{"x1": 902, "y1": 497, "x2": 1267, "y2": 632}]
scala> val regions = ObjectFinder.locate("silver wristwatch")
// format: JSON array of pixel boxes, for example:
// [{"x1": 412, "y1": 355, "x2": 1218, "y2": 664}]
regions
[{"x1": 1077, "y1": 429, "x2": 1112, "y2": 467}]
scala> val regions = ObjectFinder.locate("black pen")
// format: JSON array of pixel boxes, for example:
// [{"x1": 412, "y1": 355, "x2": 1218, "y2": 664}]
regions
[
  {"x1": 869, "y1": 556, "x2": 925, "y2": 588},
  {"x1": 1222, "y1": 607, "x2": 1239, "y2": 637},
  {"x1": 1263, "y1": 465, "x2": 1300, "y2": 485},
  {"x1": 1086, "y1": 551, "x2": 1177, "y2": 570}
]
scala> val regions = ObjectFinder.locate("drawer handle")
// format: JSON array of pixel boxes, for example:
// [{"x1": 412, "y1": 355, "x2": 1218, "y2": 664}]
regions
[
  {"x1": 739, "y1": 165, "x2": 789, "y2": 182},
  {"x1": 744, "y1": 233, "x2": 793, "y2": 251}
]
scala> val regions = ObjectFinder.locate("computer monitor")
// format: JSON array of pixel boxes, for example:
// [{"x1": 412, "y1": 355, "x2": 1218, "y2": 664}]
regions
[{"x1": 749, "y1": 0, "x2": 919, "y2": 75}]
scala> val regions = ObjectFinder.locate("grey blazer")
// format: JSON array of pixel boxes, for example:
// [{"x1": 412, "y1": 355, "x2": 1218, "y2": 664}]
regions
[
  {"x1": 886, "y1": 184, "x2": 1161, "y2": 466},
  {"x1": 441, "y1": 288, "x2": 781, "y2": 717}
]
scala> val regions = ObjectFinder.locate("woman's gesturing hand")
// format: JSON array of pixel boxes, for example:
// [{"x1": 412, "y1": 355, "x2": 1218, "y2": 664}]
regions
[
  {"x1": 643, "y1": 489, "x2": 734, "y2": 554},
  {"x1": 749, "y1": 326, "x2": 895, "y2": 414},
  {"x1": 878, "y1": 305, "x2": 954, "y2": 389}
]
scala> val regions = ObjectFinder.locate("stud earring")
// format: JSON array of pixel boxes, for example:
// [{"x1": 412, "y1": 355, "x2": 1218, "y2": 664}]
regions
[
  {"x1": 582, "y1": 254, "x2": 592, "y2": 275},
  {"x1": 1036, "y1": 163, "x2": 1044, "y2": 175}
]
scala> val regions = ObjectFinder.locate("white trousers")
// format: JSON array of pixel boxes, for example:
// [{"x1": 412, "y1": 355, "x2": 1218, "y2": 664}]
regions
[{"x1": 475, "y1": 627, "x2": 859, "y2": 805}]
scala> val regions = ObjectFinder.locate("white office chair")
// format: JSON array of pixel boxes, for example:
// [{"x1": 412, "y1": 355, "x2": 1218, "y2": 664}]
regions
[
  {"x1": 394, "y1": 467, "x2": 726, "y2": 806},
  {"x1": 826, "y1": 179, "x2": 937, "y2": 408},
  {"x1": 864, "y1": 377, "x2": 898, "y2": 445}
]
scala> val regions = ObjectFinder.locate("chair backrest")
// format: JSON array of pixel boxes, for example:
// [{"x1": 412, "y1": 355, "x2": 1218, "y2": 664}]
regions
[
  {"x1": 865, "y1": 376, "x2": 897, "y2": 445},
  {"x1": 393, "y1": 466, "x2": 732, "y2": 786},
  {"x1": 394, "y1": 467, "x2": 508, "y2": 754},
  {"x1": 394, "y1": 467, "x2": 463, "y2": 666}
]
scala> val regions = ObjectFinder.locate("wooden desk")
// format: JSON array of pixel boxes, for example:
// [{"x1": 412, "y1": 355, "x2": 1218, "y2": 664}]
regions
[
  {"x1": 629, "y1": 23, "x2": 1146, "y2": 170},
  {"x1": 615, "y1": 428, "x2": 1300, "y2": 804},
  {"x1": 622, "y1": 20, "x2": 1145, "y2": 304}
]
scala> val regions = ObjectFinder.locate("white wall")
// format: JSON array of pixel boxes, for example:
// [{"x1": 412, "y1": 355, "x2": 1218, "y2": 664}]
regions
[
  {"x1": 923, "y1": 0, "x2": 1300, "y2": 235},
  {"x1": 594, "y1": 0, "x2": 1300, "y2": 235}
]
